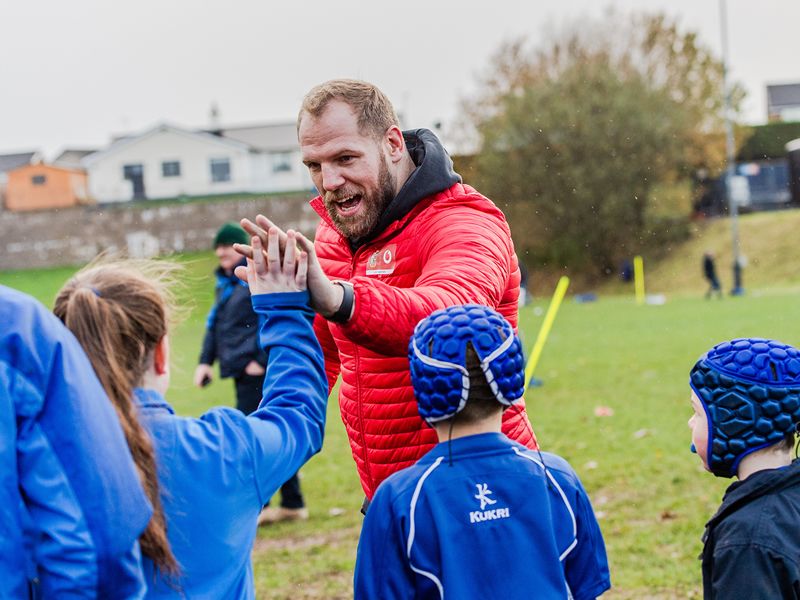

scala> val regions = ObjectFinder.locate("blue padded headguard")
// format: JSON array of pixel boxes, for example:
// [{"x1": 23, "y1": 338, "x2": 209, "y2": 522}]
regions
[
  {"x1": 409, "y1": 304, "x2": 525, "y2": 424},
  {"x1": 690, "y1": 338, "x2": 800, "y2": 478}
]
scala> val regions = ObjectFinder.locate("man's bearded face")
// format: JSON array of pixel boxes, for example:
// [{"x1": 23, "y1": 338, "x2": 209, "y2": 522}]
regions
[{"x1": 323, "y1": 154, "x2": 396, "y2": 241}]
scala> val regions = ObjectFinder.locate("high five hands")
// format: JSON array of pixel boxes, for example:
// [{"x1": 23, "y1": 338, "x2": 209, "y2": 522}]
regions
[
  {"x1": 234, "y1": 227, "x2": 308, "y2": 295},
  {"x1": 234, "y1": 215, "x2": 344, "y2": 318}
]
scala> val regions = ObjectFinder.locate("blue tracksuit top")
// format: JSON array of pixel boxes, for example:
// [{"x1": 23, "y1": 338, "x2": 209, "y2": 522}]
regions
[
  {"x1": 0, "y1": 284, "x2": 152, "y2": 599},
  {"x1": 135, "y1": 291, "x2": 327, "y2": 599},
  {"x1": 355, "y1": 432, "x2": 611, "y2": 600}
]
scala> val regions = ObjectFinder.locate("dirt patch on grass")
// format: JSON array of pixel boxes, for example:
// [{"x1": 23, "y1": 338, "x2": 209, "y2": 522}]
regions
[
  {"x1": 252, "y1": 526, "x2": 360, "y2": 599},
  {"x1": 262, "y1": 572, "x2": 354, "y2": 600},
  {"x1": 604, "y1": 587, "x2": 701, "y2": 599},
  {"x1": 252, "y1": 525, "x2": 359, "y2": 555}
]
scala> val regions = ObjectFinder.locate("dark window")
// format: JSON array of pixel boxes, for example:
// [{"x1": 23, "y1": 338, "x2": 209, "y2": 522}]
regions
[
  {"x1": 123, "y1": 164, "x2": 144, "y2": 179},
  {"x1": 31, "y1": 174, "x2": 46, "y2": 185},
  {"x1": 162, "y1": 161, "x2": 181, "y2": 177},
  {"x1": 210, "y1": 158, "x2": 231, "y2": 183},
  {"x1": 272, "y1": 152, "x2": 292, "y2": 173}
]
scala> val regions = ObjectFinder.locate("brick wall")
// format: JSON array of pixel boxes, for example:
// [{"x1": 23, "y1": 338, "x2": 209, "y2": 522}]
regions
[{"x1": 0, "y1": 195, "x2": 319, "y2": 271}]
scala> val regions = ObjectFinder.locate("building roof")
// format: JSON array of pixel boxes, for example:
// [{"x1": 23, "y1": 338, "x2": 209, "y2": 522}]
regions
[
  {"x1": 211, "y1": 122, "x2": 298, "y2": 153},
  {"x1": 84, "y1": 123, "x2": 255, "y2": 166},
  {"x1": 767, "y1": 83, "x2": 800, "y2": 110},
  {"x1": 9, "y1": 163, "x2": 86, "y2": 176},
  {"x1": 54, "y1": 149, "x2": 97, "y2": 169},
  {"x1": 0, "y1": 151, "x2": 39, "y2": 174}
]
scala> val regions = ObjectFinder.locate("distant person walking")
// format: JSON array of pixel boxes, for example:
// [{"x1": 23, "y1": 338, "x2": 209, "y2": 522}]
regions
[
  {"x1": 518, "y1": 260, "x2": 530, "y2": 307},
  {"x1": 703, "y1": 252, "x2": 722, "y2": 299},
  {"x1": 194, "y1": 222, "x2": 307, "y2": 524}
]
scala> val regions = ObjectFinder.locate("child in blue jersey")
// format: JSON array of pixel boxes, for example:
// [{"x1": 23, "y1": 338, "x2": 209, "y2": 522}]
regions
[
  {"x1": 1, "y1": 284, "x2": 151, "y2": 598},
  {"x1": 688, "y1": 338, "x2": 800, "y2": 598},
  {"x1": 355, "y1": 304, "x2": 611, "y2": 600},
  {"x1": 54, "y1": 229, "x2": 328, "y2": 599}
]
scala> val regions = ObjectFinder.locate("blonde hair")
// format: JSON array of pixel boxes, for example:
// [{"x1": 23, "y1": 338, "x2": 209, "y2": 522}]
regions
[
  {"x1": 53, "y1": 257, "x2": 183, "y2": 577},
  {"x1": 298, "y1": 78, "x2": 400, "y2": 139}
]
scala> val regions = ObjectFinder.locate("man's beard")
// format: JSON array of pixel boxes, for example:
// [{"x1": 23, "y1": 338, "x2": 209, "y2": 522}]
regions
[{"x1": 324, "y1": 158, "x2": 395, "y2": 241}]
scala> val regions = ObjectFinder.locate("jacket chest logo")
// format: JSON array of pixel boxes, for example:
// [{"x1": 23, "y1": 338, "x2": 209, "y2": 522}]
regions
[{"x1": 366, "y1": 244, "x2": 397, "y2": 275}]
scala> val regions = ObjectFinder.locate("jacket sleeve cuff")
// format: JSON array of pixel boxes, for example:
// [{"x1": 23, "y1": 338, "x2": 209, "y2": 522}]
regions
[{"x1": 251, "y1": 290, "x2": 311, "y2": 311}]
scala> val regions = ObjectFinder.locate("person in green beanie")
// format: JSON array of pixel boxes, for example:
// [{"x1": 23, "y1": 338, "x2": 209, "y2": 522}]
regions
[{"x1": 195, "y1": 222, "x2": 308, "y2": 524}]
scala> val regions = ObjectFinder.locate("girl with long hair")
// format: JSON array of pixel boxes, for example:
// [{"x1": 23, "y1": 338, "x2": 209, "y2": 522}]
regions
[{"x1": 53, "y1": 230, "x2": 327, "y2": 598}]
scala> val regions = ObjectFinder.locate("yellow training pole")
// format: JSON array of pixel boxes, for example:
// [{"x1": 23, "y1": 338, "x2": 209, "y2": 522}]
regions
[
  {"x1": 634, "y1": 255, "x2": 645, "y2": 305},
  {"x1": 524, "y1": 275, "x2": 570, "y2": 389}
]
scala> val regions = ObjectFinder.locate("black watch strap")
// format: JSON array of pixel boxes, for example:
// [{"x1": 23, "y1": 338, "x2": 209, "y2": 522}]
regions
[{"x1": 328, "y1": 281, "x2": 354, "y2": 323}]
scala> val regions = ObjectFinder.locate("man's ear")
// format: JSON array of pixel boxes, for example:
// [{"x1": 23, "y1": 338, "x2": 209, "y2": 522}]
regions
[
  {"x1": 153, "y1": 336, "x2": 168, "y2": 376},
  {"x1": 384, "y1": 125, "x2": 406, "y2": 163}
]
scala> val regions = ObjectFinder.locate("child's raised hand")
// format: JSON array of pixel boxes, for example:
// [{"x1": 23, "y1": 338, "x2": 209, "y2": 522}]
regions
[{"x1": 235, "y1": 228, "x2": 308, "y2": 295}]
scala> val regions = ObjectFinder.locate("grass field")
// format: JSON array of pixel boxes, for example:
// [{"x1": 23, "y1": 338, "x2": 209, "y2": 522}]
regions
[{"x1": 2, "y1": 241, "x2": 799, "y2": 598}]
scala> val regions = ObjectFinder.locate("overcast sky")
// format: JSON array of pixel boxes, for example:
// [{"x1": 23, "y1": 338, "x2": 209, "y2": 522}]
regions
[{"x1": 2, "y1": 0, "x2": 798, "y2": 158}]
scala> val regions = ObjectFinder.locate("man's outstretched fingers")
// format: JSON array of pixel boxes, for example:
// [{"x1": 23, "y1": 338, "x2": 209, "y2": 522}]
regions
[
  {"x1": 241, "y1": 217, "x2": 273, "y2": 260},
  {"x1": 255, "y1": 215, "x2": 288, "y2": 253},
  {"x1": 240, "y1": 217, "x2": 268, "y2": 240},
  {"x1": 254, "y1": 214, "x2": 282, "y2": 233},
  {"x1": 233, "y1": 242, "x2": 254, "y2": 259},
  {"x1": 295, "y1": 232, "x2": 321, "y2": 267}
]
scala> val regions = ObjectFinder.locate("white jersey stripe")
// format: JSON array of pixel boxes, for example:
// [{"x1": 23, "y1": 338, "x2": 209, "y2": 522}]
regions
[
  {"x1": 407, "y1": 455, "x2": 445, "y2": 599},
  {"x1": 512, "y1": 447, "x2": 578, "y2": 561}
]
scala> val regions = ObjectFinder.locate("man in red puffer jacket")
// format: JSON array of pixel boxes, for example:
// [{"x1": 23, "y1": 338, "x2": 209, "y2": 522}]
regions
[{"x1": 241, "y1": 79, "x2": 537, "y2": 504}]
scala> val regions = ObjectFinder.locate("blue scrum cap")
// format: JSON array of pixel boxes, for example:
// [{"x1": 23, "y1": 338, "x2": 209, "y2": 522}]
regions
[
  {"x1": 408, "y1": 304, "x2": 525, "y2": 424},
  {"x1": 689, "y1": 338, "x2": 800, "y2": 478}
]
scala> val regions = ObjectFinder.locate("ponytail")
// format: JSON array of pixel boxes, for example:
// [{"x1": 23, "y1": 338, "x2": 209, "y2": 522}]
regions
[{"x1": 54, "y1": 259, "x2": 182, "y2": 577}]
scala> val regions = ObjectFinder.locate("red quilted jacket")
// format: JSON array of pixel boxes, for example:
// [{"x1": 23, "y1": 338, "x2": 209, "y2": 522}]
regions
[{"x1": 312, "y1": 131, "x2": 537, "y2": 499}]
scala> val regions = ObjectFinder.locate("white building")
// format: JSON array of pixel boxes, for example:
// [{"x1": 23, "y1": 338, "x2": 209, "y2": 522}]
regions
[{"x1": 83, "y1": 123, "x2": 312, "y2": 203}]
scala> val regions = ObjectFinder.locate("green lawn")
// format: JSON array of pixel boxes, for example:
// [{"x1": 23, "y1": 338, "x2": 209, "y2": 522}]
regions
[{"x1": 3, "y1": 259, "x2": 799, "y2": 598}]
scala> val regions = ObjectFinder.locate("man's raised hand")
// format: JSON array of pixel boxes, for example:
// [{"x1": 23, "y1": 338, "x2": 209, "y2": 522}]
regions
[
  {"x1": 234, "y1": 228, "x2": 308, "y2": 295},
  {"x1": 234, "y1": 218, "x2": 347, "y2": 319},
  {"x1": 235, "y1": 215, "x2": 288, "y2": 262}
]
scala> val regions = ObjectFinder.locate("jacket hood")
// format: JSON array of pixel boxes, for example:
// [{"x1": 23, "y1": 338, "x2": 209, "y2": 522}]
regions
[
  {"x1": 374, "y1": 128, "x2": 461, "y2": 233},
  {"x1": 706, "y1": 459, "x2": 800, "y2": 529}
]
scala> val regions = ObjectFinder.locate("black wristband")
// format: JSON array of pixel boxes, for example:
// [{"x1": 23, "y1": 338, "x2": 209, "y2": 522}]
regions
[{"x1": 328, "y1": 281, "x2": 354, "y2": 323}]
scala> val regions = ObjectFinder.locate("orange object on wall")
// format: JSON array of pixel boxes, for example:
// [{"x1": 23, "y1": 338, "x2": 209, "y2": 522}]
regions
[{"x1": 5, "y1": 164, "x2": 91, "y2": 211}]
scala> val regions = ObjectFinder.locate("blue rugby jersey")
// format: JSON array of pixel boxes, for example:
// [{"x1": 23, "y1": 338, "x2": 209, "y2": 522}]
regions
[{"x1": 355, "y1": 432, "x2": 610, "y2": 600}]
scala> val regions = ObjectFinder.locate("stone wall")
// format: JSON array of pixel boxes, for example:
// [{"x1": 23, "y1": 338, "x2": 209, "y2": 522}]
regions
[{"x1": 0, "y1": 195, "x2": 320, "y2": 271}]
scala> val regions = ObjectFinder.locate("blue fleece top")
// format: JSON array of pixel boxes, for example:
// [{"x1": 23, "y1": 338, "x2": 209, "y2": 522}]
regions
[
  {"x1": 355, "y1": 432, "x2": 611, "y2": 600},
  {"x1": 0, "y1": 284, "x2": 151, "y2": 599},
  {"x1": 136, "y1": 290, "x2": 327, "y2": 599}
]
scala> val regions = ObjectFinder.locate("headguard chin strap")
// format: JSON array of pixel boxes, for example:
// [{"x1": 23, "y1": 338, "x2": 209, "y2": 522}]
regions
[
  {"x1": 690, "y1": 338, "x2": 800, "y2": 478},
  {"x1": 409, "y1": 304, "x2": 525, "y2": 424}
]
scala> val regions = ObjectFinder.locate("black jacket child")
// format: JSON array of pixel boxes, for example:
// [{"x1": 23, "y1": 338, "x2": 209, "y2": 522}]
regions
[
  {"x1": 199, "y1": 265, "x2": 267, "y2": 379},
  {"x1": 702, "y1": 459, "x2": 800, "y2": 599}
]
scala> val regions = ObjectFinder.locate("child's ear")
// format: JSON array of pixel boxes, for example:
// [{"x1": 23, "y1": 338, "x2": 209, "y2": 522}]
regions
[{"x1": 153, "y1": 336, "x2": 169, "y2": 376}]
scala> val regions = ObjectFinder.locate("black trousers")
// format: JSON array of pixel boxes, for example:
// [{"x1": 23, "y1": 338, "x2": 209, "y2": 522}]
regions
[
  {"x1": 705, "y1": 276, "x2": 722, "y2": 298},
  {"x1": 235, "y1": 373, "x2": 305, "y2": 509}
]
